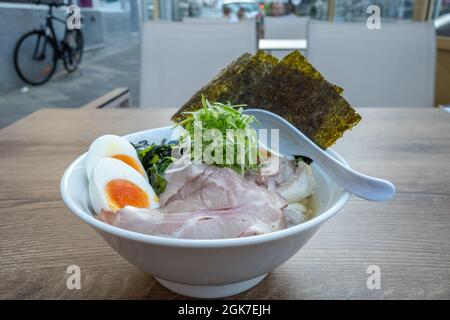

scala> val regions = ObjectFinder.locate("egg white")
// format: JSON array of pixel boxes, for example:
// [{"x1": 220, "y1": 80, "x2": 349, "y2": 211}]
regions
[
  {"x1": 85, "y1": 135, "x2": 147, "y2": 180},
  {"x1": 89, "y1": 158, "x2": 159, "y2": 215}
]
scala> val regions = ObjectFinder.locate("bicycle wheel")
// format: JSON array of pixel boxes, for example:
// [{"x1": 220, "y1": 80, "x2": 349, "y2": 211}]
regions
[
  {"x1": 63, "y1": 29, "x2": 83, "y2": 73},
  {"x1": 13, "y1": 30, "x2": 57, "y2": 86}
]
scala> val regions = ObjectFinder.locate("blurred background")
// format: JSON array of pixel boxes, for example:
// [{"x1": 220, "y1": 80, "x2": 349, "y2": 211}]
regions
[{"x1": 0, "y1": 0, "x2": 449, "y2": 128}]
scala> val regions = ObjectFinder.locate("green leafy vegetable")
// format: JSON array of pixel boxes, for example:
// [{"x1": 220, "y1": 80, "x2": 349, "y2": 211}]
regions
[
  {"x1": 176, "y1": 96, "x2": 261, "y2": 174},
  {"x1": 133, "y1": 140, "x2": 175, "y2": 195}
]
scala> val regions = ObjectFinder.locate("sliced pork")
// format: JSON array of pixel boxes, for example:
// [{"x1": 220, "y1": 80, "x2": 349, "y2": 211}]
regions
[
  {"x1": 246, "y1": 156, "x2": 315, "y2": 203},
  {"x1": 97, "y1": 164, "x2": 287, "y2": 239},
  {"x1": 98, "y1": 203, "x2": 285, "y2": 239}
]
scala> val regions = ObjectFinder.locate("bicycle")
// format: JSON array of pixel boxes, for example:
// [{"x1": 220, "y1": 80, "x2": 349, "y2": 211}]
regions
[{"x1": 13, "y1": 0, "x2": 84, "y2": 86}]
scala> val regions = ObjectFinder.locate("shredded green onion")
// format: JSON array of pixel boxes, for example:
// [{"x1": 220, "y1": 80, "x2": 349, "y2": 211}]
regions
[{"x1": 176, "y1": 96, "x2": 261, "y2": 174}]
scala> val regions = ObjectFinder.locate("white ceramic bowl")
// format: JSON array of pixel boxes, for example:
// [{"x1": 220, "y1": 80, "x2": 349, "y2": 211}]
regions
[{"x1": 60, "y1": 127, "x2": 351, "y2": 298}]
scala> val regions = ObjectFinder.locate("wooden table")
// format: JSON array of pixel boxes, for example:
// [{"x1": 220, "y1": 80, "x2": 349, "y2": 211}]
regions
[{"x1": 1, "y1": 108, "x2": 449, "y2": 299}]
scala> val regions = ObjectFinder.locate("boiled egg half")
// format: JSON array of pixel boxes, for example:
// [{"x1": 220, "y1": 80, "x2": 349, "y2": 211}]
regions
[
  {"x1": 86, "y1": 135, "x2": 147, "y2": 180},
  {"x1": 89, "y1": 158, "x2": 159, "y2": 215}
]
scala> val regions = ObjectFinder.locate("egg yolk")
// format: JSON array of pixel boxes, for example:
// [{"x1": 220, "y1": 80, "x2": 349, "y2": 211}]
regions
[
  {"x1": 105, "y1": 179, "x2": 149, "y2": 211},
  {"x1": 111, "y1": 154, "x2": 145, "y2": 176}
]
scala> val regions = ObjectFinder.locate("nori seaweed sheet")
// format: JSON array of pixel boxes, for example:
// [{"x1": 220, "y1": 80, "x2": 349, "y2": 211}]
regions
[
  {"x1": 172, "y1": 50, "x2": 361, "y2": 149},
  {"x1": 171, "y1": 51, "x2": 278, "y2": 123},
  {"x1": 241, "y1": 51, "x2": 361, "y2": 149}
]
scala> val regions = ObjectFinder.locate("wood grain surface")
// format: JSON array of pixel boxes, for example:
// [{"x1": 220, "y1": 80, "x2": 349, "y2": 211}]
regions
[{"x1": 0, "y1": 108, "x2": 449, "y2": 299}]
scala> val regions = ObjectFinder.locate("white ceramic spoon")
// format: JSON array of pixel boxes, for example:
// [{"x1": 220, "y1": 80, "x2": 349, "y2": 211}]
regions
[{"x1": 243, "y1": 108, "x2": 395, "y2": 202}]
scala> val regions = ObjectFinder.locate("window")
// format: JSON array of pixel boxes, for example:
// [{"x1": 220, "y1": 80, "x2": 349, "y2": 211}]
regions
[
  {"x1": 98, "y1": 0, "x2": 125, "y2": 11},
  {"x1": 334, "y1": 0, "x2": 415, "y2": 22},
  {"x1": 434, "y1": 0, "x2": 450, "y2": 37},
  {"x1": 142, "y1": 0, "x2": 156, "y2": 20},
  {"x1": 295, "y1": 0, "x2": 329, "y2": 20},
  {"x1": 224, "y1": 2, "x2": 259, "y2": 13}
]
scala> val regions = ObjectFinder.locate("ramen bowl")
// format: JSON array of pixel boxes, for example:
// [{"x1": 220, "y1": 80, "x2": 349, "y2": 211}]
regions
[{"x1": 60, "y1": 126, "x2": 351, "y2": 298}]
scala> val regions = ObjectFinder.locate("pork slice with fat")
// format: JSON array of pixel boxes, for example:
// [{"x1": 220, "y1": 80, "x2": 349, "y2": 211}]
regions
[
  {"x1": 97, "y1": 164, "x2": 288, "y2": 239},
  {"x1": 98, "y1": 203, "x2": 286, "y2": 239}
]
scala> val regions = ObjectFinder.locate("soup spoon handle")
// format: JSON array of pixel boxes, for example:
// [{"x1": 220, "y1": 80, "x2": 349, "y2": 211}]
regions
[
  {"x1": 243, "y1": 109, "x2": 395, "y2": 202},
  {"x1": 305, "y1": 149, "x2": 395, "y2": 201}
]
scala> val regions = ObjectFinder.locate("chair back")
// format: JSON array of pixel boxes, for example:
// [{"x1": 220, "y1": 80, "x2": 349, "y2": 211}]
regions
[
  {"x1": 264, "y1": 16, "x2": 309, "y2": 39},
  {"x1": 140, "y1": 21, "x2": 257, "y2": 108},
  {"x1": 306, "y1": 21, "x2": 436, "y2": 107}
]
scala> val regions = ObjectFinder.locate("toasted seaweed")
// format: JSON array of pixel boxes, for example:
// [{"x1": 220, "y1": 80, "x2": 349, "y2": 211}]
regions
[
  {"x1": 171, "y1": 51, "x2": 278, "y2": 123},
  {"x1": 242, "y1": 51, "x2": 361, "y2": 149},
  {"x1": 172, "y1": 50, "x2": 361, "y2": 149}
]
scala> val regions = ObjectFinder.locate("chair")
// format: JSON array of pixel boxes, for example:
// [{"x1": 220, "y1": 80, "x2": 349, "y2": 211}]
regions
[
  {"x1": 264, "y1": 16, "x2": 310, "y2": 39},
  {"x1": 139, "y1": 21, "x2": 257, "y2": 108},
  {"x1": 306, "y1": 21, "x2": 436, "y2": 107},
  {"x1": 262, "y1": 16, "x2": 309, "y2": 59}
]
